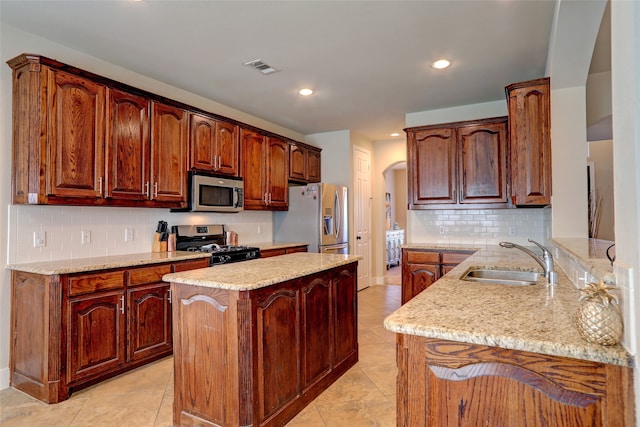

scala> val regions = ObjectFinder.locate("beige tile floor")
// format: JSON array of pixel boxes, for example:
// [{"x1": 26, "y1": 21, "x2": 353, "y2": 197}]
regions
[{"x1": 0, "y1": 282, "x2": 402, "y2": 427}]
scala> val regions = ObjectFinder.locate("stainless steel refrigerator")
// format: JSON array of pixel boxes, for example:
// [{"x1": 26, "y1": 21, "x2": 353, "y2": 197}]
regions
[{"x1": 273, "y1": 183, "x2": 348, "y2": 254}]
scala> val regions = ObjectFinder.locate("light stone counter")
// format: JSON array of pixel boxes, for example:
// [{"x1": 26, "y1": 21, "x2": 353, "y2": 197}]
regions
[
  {"x1": 6, "y1": 251, "x2": 212, "y2": 275},
  {"x1": 163, "y1": 252, "x2": 361, "y2": 291},
  {"x1": 552, "y1": 238, "x2": 616, "y2": 284},
  {"x1": 400, "y1": 242, "x2": 484, "y2": 252},
  {"x1": 384, "y1": 246, "x2": 633, "y2": 367}
]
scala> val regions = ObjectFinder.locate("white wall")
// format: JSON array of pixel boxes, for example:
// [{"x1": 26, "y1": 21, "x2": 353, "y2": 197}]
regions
[
  {"x1": 306, "y1": 130, "x2": 351, "y2": 188},
  {"x1": 393, "y1": 168, "x2": 407, "y2": 231},
  {"x1": 588, "y1": 139, "x2": 614, "y2": 241},
  {"x1": 0, "y1": 24, "x2": 302, "y2": 389},
  {"x1": 610, "y1": 0, "x2": 640, "y2": 416},
  {"x1": 405, "y1": 99, "x2": 507, "y2": 128}
]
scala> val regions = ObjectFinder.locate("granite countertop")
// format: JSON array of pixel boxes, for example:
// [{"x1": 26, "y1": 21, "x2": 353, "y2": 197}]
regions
[
  {"x1": 552, "y1": 238, "x2": 616, "y2": 284},
  {"x1": 384, "y1": 246, "x2": 632, "y2": 367},
  {"x1": 251, "y1": 241, "x2": 310, "y2": 251},
  {"x1": 5, "y1": 251, "x2": 212, "y2": 275},
  {"x1": 163, "y1": 252, "x2": 361, "y2": 291},
  {"x1": 400, "y1": 242, "x2": 483, "y2": 252}
]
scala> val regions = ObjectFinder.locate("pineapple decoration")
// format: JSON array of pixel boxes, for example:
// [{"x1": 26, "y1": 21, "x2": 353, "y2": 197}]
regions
[{"x1": 575, "y1": 281, "x2": 623, "y2": 346}]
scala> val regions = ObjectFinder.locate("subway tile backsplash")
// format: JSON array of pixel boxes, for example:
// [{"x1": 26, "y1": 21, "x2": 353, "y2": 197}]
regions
[
  {"x1": 407, "y1": 207, "x2": 551, "y2": 246},
  {"x1": 7, "y1": 205, "x2": 273, "y2": 264}
]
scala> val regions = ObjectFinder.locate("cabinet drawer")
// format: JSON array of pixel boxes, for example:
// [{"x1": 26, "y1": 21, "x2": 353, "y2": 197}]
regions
[
  {"x1": 172, "y1": 258, "x2": 210, "y2": 272},
  {"x1": 405, "y1": 250, "x2": 440, "y2": 264},
  {"x1": 128, "y1": 264, "x2": 172, "y2": 286},
  {"x1": 441, "y1": 251, "x2": 473, "y2": 265},
  {"x1": 69, "y1": 271, "x2": 125, "y2": 296}
]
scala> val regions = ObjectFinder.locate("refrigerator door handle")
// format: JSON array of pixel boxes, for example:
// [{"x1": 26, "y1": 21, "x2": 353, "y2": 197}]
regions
[{"x1": 334, "y1": 190, "x2": 341, "y2": 239}]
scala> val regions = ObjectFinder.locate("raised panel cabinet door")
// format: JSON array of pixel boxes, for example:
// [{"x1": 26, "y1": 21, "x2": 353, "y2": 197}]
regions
[
  {"x1": 333, "y1": 265, "x2": 358, "y2": 366},
  {"x1": 47, "y1": 68, "x2": 105, "y2": 198},
  {"x1": 241, "y1": 128, "x2": 268, "y2": 209},
  {"x1": 127, "y1": 283, "x2": 172, "y2": 362},
  {"x1": 215, "y1": 120, "x2": 240, "y2": 176},
  {"x1": 301, "y1": 276, "x2": 332, "y2": 391},
  {"x1": 402, "y1": 263, "x2": 439, "y2": 304},
  {"x1": 151, "y1": 101, "x2": 188, "y2": 203},
  {"x1": 105, "y1": 88, "x2": 150, "y2": 200},
  {"x1": 68, "y1": 290, "x2": 126, "y2": 383},
  {"x1": 507, "y1": 78, "x2": 551, "y2": 206},
  {"x1": 266, "y1": 137, "x2": 289, "y2": 209},
  {"x1": 457, "y1": 120, "x2": 508, "y2": 204},
  {"x1": 307, "y1": 147, "x2": 322, "y2": 183},
  {"x1": 289, "y1": 143, "x2": 307, "y2": 181},
  {"x1": 189, "y1": 112, "x2": 217, "y2": 171},
  {"x1": 407, "y1": 128, "x2": 457, "y2": 207},
  {"x1": 254, "y1": 285, "x2": 300, "y2": 422}
]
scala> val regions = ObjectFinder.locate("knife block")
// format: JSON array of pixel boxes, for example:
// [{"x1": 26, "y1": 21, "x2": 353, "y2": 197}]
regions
[{"x1": 152, "y1": 232, "x2": 167, "y2": 252}]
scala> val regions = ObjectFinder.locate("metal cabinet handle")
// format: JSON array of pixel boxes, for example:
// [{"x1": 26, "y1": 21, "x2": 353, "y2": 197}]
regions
[
  {"x1": 168, "y1": 289, "x2": 172, "y2": 304},
  {"x1": 144, "y1": 181, "x2": 150, "y2": 198},
  {"x1": 268, "y1": 193, "x2": 272, "y2": 204},
  {"x1": 98, "y1": 177, "x2": 103, "y2": 195},
  {"x1": 119, "y1": 295, "x2": 124, "y2": 315},
  {"x1": 153, "y1": 182, "x2": 158, "y2": 198}
]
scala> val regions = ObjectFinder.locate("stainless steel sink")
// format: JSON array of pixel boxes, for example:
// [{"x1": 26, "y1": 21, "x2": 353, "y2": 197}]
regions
[{"x1": 460, "y1": 268, "x2": 541, "y2": 286}]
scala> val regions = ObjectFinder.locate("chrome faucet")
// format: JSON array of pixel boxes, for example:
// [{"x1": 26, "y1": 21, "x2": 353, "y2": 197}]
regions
[{"x1": 499, "y1": 239, "x2": 558, "y2": 285}]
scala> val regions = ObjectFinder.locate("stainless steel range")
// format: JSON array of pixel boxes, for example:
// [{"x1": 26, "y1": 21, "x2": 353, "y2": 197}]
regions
[{"x1": 172, "y1": 224, "x2": 260, "y2": 265}]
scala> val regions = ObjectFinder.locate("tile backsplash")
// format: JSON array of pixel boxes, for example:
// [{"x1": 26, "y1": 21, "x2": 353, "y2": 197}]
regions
[
  {"x1": 6, "y1": 205, "x2": 273, "y2": 264},
  {"x1": 407, "y1": 207, "x2": 551, "y2": 246}
]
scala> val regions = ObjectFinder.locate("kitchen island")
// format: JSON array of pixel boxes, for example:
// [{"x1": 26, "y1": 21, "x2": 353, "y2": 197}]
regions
[
  {"x1": 163, "y1": 252, "x2": 360, "y2": 427},
  {"x1": 385, "y1": 246, "x2": 634, "y2": 427}
]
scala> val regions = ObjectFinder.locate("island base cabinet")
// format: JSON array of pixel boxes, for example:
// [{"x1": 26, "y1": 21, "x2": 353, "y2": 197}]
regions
[
  {"x1": 170, "y1": 262, "x2": 358, "y2": 427},
  {"x1": 396, "y1": 336, "x2": 634, "y2": 427}
]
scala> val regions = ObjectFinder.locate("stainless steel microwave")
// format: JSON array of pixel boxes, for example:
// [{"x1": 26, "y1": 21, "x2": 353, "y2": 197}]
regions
[{"x1": 190, "y1": 174, "x2": 244, "y2": 212}]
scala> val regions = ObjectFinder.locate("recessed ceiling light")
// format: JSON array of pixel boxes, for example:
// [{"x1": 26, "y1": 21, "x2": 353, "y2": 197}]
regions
[
  {"x1": 432, "y1": 59, "x2": 451, "y2": 69},
  {"x1": 298, "y1": 88, "x2": 314, "y2": 96},
  {"x1": 390, "y1": 132, "x2": 401, "y2": 137}
]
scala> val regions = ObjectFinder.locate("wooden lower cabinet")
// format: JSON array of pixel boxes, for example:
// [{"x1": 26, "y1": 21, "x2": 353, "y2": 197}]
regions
[
  {"x1": 397, "y1": 336, "x2": 634, "y2": 427},
  {"x1": 260, "y1": 244, "x2": 309, "y2": 258},
  {"x1": 9, "y1": 257, "x2": 209, "y2": 403},
  {"x1": 402, "y1": 249, "x2": 474, "y2": 304},
  {"x1": 170, "y1": 262, "x2": 358, "y2": 427}
]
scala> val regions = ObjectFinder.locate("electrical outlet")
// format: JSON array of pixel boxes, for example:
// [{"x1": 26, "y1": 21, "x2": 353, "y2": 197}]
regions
[
  {"x1": 125, "y1": 228, "x2": 134, "y2": 242},
  {"x1": 81, "y1": 230, "x2": 91, "y2": 245},
  {"x1": 33, "y1": 231, "x2": 46, "y2": 247},
  {"x1": 439, "y1": 226, "x2": 445, "y2": 235},
  {"x1": 257, "y1": 225, "x2": 262, "y2": 234}
]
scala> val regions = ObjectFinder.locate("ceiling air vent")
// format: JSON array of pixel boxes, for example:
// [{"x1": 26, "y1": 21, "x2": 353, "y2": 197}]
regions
[{"x1": 243, "y1": 59, "x2": 280, "y2": 75}]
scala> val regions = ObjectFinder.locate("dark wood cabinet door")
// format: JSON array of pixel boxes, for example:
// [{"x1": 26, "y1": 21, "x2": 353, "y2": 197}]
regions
[
  {"x1": 307, "y1": 147, "x2": 322, "y2": 183},
  {"x1": 68, "y1": 290, "x2": 126, "y2": 383},
  {"x1": 267, "y1": 137, "x2": 289, "y2": 209},
  {"x1": 151, "y1": 101, "x2": 187, "y2": 203},
  {"x1": 215, "y1": 120, "x2": 239, "y2": 176},
  {"x1": 241, "y1": 128, "x2": 267, "y2": 209},
  {"x1": 507, "y1": 78, "x2": 551, "y2": 206},
  {"x1": 189, "y1": 112, "x2": 216, "y2": 171},
  {"x1": 254, "y1": 285, "x2": 300, "y2": 422},
  {"x1": 47, "y1": 69, "x2": 105, "y2": 199},
  {"x1": 301, "y1": 276, "x2": 332, "y2": 390},
  {"x1": 105, "y1": 88, "x2": 150, "y2": 200},
  {"x1": 457, "y1": 120, "x2": 508, "y2": 204},
  {"x1": 408, "y1": 128, "x2": 457, "y2": 207},
  {"x1": 401, "y1": 249, "x2": 441, "y2": 304},
  {"x1": 333, "y1": 265, "x2": 358, "y2": 366},
  {"x1": 127, "y1": 283, "x2": 172, "y2": 362},
  {"x1": 289, "y1": 143, "x2": 307, "y2": 182}
]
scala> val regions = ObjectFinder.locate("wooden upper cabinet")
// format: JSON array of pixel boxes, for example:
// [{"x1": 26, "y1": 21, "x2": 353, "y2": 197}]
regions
[
  {"x1": 189, "y1": 112, "x2": 239, "y2": 176},
  {"x1": 289, "y1": 142, "x2": 322, "y2": 184},
  {"x1": 458, "y1": 120, "x2": 508, "y2": 204},
  {"x1": 105, "y1": 88, "x2": 150, "y2": 200},
  {"x1": 407, "y1": 127, "x2": 457, "y2": 207},
  {"x1": 240, "y1": 129, "x2": 289, "y2": 210},
  {"x1": 267, "y1": 137, "x2": 289, "y2": 209},
  {"x1": 47, "y1": 68, "x2": 105, "y2": 199},
  {"x1": 150, "y1": 101, "x2": 187, "y2": 203},
  {"x1": 506, "y1": 77, "x2": 551, "y2": 206},
  {"x1": 406, "y1": 117, "x2": 508, "y2": 209}
]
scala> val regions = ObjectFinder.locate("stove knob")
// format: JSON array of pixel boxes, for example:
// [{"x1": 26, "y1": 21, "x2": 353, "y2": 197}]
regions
[{"x1": 246, "y1": 252, "x2": 255, "y2": 259}]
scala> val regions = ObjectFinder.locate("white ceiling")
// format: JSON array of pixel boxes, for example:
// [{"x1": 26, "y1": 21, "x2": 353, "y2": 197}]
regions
[{"x1": 1, "y1": 1, "x2": 558, "y2": 141}]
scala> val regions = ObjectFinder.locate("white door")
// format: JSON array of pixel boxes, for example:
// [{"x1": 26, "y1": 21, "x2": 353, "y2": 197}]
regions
[{"x1": 353, "y1": 146, "x2": 371, "y2": 290}]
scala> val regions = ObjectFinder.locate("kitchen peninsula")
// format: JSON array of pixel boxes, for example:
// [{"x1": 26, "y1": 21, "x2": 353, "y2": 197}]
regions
[
  {"x1": 385, "y1": 245, "x2": 634, "y2": 427},
  {"x1": 162, "y1": 252, "x2": 360, "y2": 427}
]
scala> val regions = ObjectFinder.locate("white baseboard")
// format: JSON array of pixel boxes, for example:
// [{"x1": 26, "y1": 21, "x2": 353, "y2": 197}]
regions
[{"x1": 0, "y1": 367, "x2": 9, "y2": 390}]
